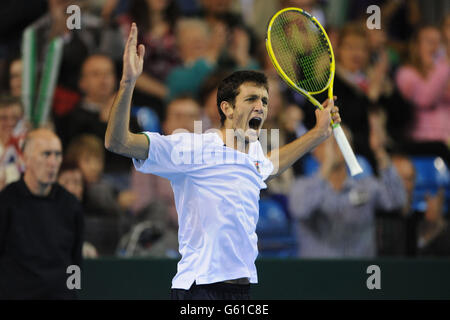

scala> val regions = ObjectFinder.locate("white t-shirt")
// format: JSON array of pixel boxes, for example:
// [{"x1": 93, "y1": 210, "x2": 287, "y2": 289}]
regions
[{"x1": 133, "y1": 132, "x2": 274, "y2": 289}]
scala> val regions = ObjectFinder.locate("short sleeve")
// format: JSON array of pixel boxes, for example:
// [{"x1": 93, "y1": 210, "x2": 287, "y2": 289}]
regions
[
  {"x1": 249, "y1": 141, "x2": 274, "y2": 181},
  {"x1": 133, "y1": 132, "x2": 198, "y2": 180}
]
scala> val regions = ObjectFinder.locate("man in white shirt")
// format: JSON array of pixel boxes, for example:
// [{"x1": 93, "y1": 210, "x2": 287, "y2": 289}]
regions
[{"x1": 105, "y1": 23, "x2": 341, "y2": 299}]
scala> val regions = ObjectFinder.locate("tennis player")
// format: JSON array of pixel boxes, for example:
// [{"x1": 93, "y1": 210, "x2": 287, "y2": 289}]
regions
[{"x1": 105, "y1": 23, "x2": 341, "y2": 300}]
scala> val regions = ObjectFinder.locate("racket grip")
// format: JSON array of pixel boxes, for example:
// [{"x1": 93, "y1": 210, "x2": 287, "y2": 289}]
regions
[{"x1": 332, "y1": 125, "x2": 363, "y2": 176}]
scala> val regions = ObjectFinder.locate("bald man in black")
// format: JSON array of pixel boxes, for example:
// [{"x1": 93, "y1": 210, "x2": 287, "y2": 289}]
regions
[{"x1": 0, "y1": 129, "x2": 83, "y2": 299}]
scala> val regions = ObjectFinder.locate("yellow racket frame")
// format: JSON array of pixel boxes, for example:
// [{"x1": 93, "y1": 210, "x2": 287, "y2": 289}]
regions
[
  {"x1": 266, "y1": 7, "x2": 336, "y2": 122},
  {"x1": 266, "y1": 7, "x2": 363, "y2": 176}
]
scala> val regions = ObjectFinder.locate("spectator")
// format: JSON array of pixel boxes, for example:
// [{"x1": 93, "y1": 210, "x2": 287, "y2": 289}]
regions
[
  {"x1": 57, "y1": 160, "x2": 84, "y2": 202},
  {"x1": 318, "y1": 23, "x2": 400, "y2": 168},
  {"x1": 65, "y1": 134, "x2": 131, "y2": 256},
  {"x1": 165, "y1": 18, "x2": 223, "y2": 101},
  {"x1": 198, "y1": 0, "x2": 260, "y2": 73},
  {"x1": 279, "y1": 0, "x2": 326, "y2": 25},
  {"x1": 58, "y1": 54, "x2": 140, "y2": 182},
  {"x1": 0, "y1": 96, "x2": 28, "y2": 190},
  {"x1": 396, "y1": 25, "x2": 450, "y2": 146},
  {"x1": 391, "y1": 154, "x2": 450, "y2": 256},
  {"x1": 6, "y1": 57, "x2": 22, "y2": 98},
  {"x1": 22, "y1": 0, "x2": 122, "y2": 124},
  {"x1": 117, "y1": 0, "x2": 181, "y2": 116},
  {"x1": 57, "y1": 160, "x2": 99, "y2": 258},
  {"x1": 65, "y1": 134, "x2": 135, "y2": 217},
  {"x1": 0, "y1": 128, "x2": 83, "y2": 299},
  {"x1": 288, "y1": 125, "x2": 406, "y2": 257},
  {"x1": 198, "y1": 0, "x2": 260, "y2": 70}
]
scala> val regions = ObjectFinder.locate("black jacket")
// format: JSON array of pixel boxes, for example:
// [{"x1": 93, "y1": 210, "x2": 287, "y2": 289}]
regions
[{"x1": 0, "y1": 179, "x2": 84, "y2": 299}]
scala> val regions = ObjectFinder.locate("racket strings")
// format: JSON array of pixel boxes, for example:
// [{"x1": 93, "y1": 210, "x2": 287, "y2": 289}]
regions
[{"x1": 269, "y1": 11, "x2": 331, "y2": 93}]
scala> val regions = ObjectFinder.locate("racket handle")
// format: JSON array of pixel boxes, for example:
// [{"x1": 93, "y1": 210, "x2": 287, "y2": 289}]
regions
[{"x1": 332, "y1": 125, "x2": 363, "y2": 176}]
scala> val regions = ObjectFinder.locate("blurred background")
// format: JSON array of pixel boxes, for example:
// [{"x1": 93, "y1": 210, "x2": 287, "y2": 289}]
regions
[{"x1": 0, "y1": 0, "x2": 449, "y2": 298}]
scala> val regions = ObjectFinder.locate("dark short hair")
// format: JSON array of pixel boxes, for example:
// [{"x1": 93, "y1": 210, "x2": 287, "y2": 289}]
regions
[
  {"x1": 58, "y1": 160, "x2": 81, "y2": 177},
  {"x1": 216, "y1": 70, "x2": 268, "y2": 126}
]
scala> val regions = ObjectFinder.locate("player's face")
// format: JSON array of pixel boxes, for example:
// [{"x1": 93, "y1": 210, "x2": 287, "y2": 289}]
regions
[{"x1": 231, "y1": 83, "x2": 268, "y2": 142}]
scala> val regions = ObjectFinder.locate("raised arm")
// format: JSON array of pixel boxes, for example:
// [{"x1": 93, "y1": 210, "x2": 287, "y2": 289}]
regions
[
  {"x1": 267, "y1": 99, "x2": 341, "y2": 178},
  {"x1": 105, "y1": 23, "x2": 149, "y2": 160}
]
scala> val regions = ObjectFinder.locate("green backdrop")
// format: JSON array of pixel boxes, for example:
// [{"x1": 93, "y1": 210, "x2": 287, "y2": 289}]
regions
[{"x1": 78, "y1": 258, "x2": 450, "y2": 299}]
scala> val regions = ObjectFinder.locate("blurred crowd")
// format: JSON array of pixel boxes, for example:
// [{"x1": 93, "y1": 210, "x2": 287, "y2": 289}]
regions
[{"x1": 0, "y1": 0, "x2": 449, "y2": 260}]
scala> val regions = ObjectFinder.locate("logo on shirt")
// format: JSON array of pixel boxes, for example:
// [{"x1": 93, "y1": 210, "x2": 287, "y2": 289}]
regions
[{"x1": 254, "y1": 161, "x2": 260, "y2": 173}]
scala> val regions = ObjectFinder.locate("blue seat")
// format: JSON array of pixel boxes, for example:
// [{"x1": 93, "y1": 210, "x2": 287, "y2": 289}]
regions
[
  {"x1": 410, "y1": 156, "x2": 449, "y2": 213},
  {"x1": 131, "y1": 106, "x2": 161, "y2": 133},
  {"x1": 257, "y1": 198, "x2": 298, "y2": 258},
  {"x1": 303, "y1": 153, "x2": 373, "y2": 178}
]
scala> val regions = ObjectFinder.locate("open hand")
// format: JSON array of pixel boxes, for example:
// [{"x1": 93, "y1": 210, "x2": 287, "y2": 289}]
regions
[{"x1": 121, "y1": 23, "x2": 145, "y2": 85}]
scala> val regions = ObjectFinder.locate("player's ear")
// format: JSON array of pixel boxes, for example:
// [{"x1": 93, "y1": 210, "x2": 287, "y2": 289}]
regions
[{"x1": 220, "y1": 101, "x2": 234, "y2": 120}]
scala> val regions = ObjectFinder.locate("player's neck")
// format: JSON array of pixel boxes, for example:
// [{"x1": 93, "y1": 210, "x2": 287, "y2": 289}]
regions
[{"x1": 219, "y1": 126, "x2": 250, "y2": 154}]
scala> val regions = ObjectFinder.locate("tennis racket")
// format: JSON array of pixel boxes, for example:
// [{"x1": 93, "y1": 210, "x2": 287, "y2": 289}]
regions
[{"x1": 266, "y1": 7, "x2": 363, "y2": 176}]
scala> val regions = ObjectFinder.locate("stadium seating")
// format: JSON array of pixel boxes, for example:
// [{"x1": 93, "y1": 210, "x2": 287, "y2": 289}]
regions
[
  {"x1": 302, "y1": 153, "x2": 374, "y2": 178},
  {"x1": 257, "y1": 197, "x2": 298, "y2": 258},
  {"x1": 410, "y1": 156, "x2": 449, "y2": 214}
]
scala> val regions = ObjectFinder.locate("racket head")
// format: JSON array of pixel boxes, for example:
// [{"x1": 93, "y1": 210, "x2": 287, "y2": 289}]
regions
[{"x1": 266, "y1": 7, "x2": 335, "y2": 102}]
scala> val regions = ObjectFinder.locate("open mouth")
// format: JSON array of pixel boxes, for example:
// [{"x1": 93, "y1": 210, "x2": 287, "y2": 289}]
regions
[{"x1": 248, "y1": 117, "x2": 262, "y2": 131}]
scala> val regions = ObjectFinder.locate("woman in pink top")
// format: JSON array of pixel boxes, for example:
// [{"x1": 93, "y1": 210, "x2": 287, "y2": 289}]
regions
[{"x1": 396, "y1": 25, "x2": 450, "y2": 146}]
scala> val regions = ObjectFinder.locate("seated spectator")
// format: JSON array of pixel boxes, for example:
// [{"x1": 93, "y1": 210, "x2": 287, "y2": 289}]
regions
[
  {"x1": 57, "y1": 160, "x2": 84, "y2": 202},
  {"x1": 316, "y1": 23, "x2": 409, "y2": 168},
  {"x1": 65, "y1": 134, "x2": 136, "y2": 217},
  {"x1": 0, "y1": 128, "x2": 83, "y2": 299},
  {"x1": 24, "y1": 0, "x2": 122, "y2": 122},
  {"x1": 117, "y1": 0, "x2": 181, "y2": 116},
  {"x1": 65, "y1": 134, "x2": 134, "y2": 255},
  {"x1": 57, "y1": 161, "x2": 99, "y2": 258},
  {"x1": 5, "y1": 57, "x2": 22, "y2": 98},
  {"x1": 0, "y1": 96, "x2": 28, "y2": 190},
  {"x1": 288, "y1": 125, "x2": 406, "y2": 258},
  {"x1": 58, "y1": 54, "x2": 140, "y2": 183},
  {"x1": 165, "y1": 18, "x2": 223, "y2": 101},
  {"x1": 396, "y1": 25, "x2": 450, "y2": 146},
  {"x1": 391, "y1": 154, "x2": 450, "y2": 256},
  {"x1": 197, "y1": 0, "x2": 260, "y2": 71},
  {"x1": 279, "y1": 0, "x2": 326, "y2": 26}
]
